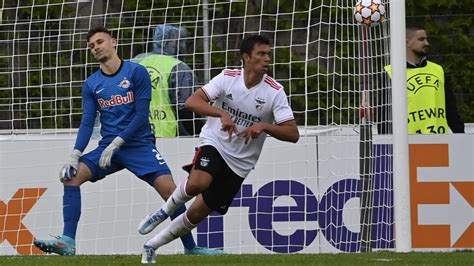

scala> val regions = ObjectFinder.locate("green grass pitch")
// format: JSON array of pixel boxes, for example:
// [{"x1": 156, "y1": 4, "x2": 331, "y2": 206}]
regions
[{"x1": 0, "y1": 251, "x2": 473, "y2": 266}]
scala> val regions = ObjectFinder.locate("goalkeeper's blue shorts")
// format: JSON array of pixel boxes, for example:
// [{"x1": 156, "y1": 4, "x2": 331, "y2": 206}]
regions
[{"x1": 80, "y1": 140, "x2": 171, "y2": 186}]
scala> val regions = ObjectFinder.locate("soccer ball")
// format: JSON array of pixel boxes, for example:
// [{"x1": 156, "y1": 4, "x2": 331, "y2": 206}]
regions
[{"x1": 354, "y1": 0, "x2": 386, "y2": 27}]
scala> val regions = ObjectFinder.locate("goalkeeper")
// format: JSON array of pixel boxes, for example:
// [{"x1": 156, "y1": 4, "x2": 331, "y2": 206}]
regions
[
  {"x1": 33, "y1": 25, "x2": 223, "y2": 256},
  {"x1": 138, "y1": 35, "x2": 300, "y2": 263}
]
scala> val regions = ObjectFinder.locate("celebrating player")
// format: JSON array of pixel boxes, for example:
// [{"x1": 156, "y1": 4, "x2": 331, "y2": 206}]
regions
[
  {"x1": 139, "y1": 34, "x2": 299, "y2": 263},
  {"x1": 33, "y1": 25, "x2": 222, "y2": 256}
]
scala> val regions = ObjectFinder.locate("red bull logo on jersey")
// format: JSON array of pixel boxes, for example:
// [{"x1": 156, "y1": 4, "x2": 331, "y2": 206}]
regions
[{"x1": 98, "y1": 92, "x2": 134, "y2": 108}]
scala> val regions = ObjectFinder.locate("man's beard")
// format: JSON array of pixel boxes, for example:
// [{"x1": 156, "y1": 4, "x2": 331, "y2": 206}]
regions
[{"x1": 414, "y1": 47, "x2": 429, "y2": 57}]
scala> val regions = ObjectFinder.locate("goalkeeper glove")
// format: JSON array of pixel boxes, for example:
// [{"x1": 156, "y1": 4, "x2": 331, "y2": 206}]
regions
[
  {"x1": 59, "y1": 149, "x2": 82, "y2": 183},
  {"x1": 99, "y1": 136, "x2": 125, "y2": 169}
]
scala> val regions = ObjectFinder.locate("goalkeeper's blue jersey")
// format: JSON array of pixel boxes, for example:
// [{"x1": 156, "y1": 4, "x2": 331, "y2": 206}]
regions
[{"x1": 80, "y1": 61, "x2": 154, "y2": 146}]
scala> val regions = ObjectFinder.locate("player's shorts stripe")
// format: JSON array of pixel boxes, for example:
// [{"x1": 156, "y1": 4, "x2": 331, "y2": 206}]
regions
[{"x1": 191, "y1": 147, "x2": 201, "y2": 166}]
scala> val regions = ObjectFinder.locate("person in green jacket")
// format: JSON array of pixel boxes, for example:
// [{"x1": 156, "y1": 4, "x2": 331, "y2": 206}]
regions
[
  {"x1": 378, "y1": 25, "x2": 464, "y2": 134},
  {"x1": 132, "y1": 24, "x2": 203, "y2": 137}
]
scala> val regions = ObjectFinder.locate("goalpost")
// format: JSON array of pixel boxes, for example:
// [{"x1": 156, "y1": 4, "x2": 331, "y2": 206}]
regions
[{"x1": 0, "y1": 0, "x2": 410, "y2": 255}]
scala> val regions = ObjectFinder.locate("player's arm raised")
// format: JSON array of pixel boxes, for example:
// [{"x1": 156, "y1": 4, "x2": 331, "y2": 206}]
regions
[{"x1": 185, "y1": 88, "x2": 237, "y2": 140}]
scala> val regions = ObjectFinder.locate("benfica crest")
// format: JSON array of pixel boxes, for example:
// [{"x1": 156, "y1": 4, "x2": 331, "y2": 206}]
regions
[
  {"x1": 255, "y1": 97, "x2": 266, "y2": 111},
  {"x1": 200, "y1": 157, "x2": 210, "y2": 167}
]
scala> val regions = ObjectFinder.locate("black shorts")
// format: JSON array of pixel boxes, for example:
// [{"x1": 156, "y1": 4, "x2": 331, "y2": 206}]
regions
[{"x1": 183, "y1": 145, "x2": 244, "y2": 215}]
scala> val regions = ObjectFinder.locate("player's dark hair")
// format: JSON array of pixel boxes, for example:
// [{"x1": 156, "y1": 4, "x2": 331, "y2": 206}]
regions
[
  {"x1": 239, "y1": 35, "x2": 271, "y2": 57},
  {"x1": 406, "y1": 25, "x2": 425, "y2": 39},
  {"x1": 87, "y1": 25, "x2": 113, "y2": 42}
]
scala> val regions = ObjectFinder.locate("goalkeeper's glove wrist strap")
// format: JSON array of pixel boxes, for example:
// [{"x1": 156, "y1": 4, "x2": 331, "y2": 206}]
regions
[
  {"x1": 112, "y1": 136, "x2": 125, "y2": 147},
  {"x1": 71, "y1": 149, "x2": 82, "y2": 160}
]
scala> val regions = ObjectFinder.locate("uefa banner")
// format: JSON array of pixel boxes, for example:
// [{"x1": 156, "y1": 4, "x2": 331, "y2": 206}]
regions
[{"x1": 0, "y1": 134, "x2": 472, "y2": 255}]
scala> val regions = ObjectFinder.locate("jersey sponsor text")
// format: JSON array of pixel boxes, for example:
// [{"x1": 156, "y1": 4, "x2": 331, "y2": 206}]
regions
[
  {"x1": 98, "y1": 92, "x2": 135, "y2": 108},
  {"x1": 222, "y1": 101, "x2": 261, "y2": 127}
]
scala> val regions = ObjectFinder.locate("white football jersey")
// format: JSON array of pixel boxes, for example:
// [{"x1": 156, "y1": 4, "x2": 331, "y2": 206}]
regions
[{"x1": 200, "y1": 68, "x2": 294, "y2": 178}]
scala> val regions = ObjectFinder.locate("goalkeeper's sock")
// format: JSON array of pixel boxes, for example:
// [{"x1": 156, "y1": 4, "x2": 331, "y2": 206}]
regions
[
  {"x1": 63, "y1": 186, "x2": 81, "y2": 240},
  {"x1": 146, "y1": 211, "x2": 197, "y2": 249},
  {"x1": 171, "y1": 205, "x2": 196, "y2": 250},
  {"x1": 162, "y1": 180, "x2": 193, "y2": 216}
]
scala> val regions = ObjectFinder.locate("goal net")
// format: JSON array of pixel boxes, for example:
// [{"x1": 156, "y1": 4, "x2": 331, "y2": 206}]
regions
[{"x1": 0, "y1": 0, "x2": 393, "y2": 255}]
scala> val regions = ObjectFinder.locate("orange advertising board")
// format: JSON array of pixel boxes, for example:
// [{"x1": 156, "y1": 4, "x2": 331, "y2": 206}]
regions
[{"x1": 409, "y1": 137, "x2": 474, "y2": 248}]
